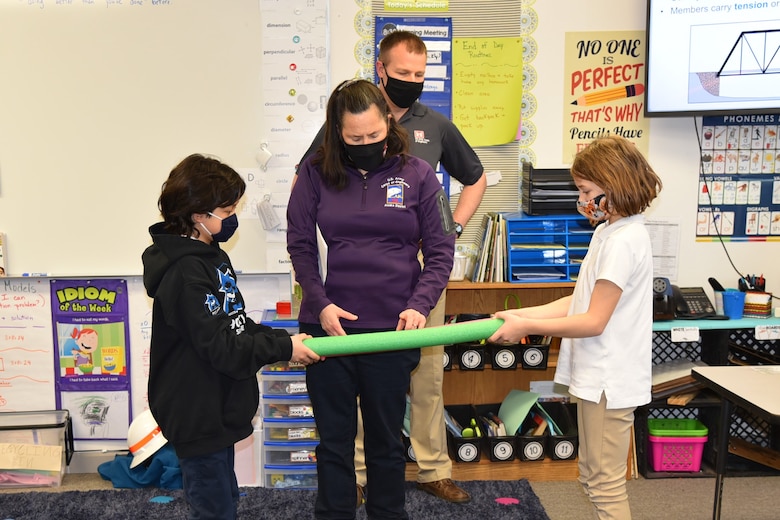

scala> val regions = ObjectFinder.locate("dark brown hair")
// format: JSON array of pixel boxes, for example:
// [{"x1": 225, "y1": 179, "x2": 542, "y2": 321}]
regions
[
  {"x1": 158, "y1": 154, "x2": 245, "y2": 237},
  {"x1": 570, "y1": 135, "x2": 662, "y2": 217},
  {"x1": 316, "y1": 79, "x2": 408, "y2": 190}
]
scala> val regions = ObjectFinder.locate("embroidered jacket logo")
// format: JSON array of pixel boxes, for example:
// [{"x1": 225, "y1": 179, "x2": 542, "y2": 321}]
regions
[{"x1": 386, "y1": 184, "x2": 404, "y2": 206}]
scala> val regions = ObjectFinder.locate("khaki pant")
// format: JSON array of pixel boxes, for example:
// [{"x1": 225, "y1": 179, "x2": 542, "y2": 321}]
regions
[
  {"x1": 577, "y1": 393, "x2": 635, "y2": 520},
  {"x1": 355, "y1": 290, "x2": 450, "y2": 486}
]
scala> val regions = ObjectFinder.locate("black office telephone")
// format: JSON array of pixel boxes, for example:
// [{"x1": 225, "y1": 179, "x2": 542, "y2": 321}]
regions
[{"x1": 653, "y1": 277, "x2": 722, "y2": 320}]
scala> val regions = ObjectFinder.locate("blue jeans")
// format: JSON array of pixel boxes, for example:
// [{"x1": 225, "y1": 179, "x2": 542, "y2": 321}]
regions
[
  {"x1": 301, "y1": 323, "x2": 420, "y2": 520},
  {"x1": 179, "y1": 446, "x2": 239, "y2": 520}
]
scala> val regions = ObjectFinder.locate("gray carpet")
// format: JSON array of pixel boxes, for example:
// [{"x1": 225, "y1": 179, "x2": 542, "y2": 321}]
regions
[{"x1": 0, "y1": 480, "x2": 549, "y2": 520}]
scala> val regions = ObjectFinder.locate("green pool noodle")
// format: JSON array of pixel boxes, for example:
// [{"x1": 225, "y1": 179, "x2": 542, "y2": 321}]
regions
[{"x1": 303, "y1": 318, "x2": 504, "y2": 356}]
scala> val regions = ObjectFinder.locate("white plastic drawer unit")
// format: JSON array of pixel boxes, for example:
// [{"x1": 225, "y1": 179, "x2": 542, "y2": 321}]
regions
[
  {"x1": 261, "y1": 373, "x2": 308, "y2": 396},
  {"x1": 262, "y1": 397, "x2": 314, "y2": 420},
  {"x1": 264, "y1": 420, "x2": 319, "y2": 443},
  {"x1": 264, "y1": 441, "x2": 319, "y2": 465},
  {"x1": 0, "y1": 410, "x2": 73, "y2": 488}
]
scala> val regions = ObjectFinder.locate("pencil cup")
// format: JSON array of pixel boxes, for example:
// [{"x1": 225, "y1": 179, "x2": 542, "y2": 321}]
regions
[{"x1": 722, "y1": 289, "x2": 746, "y2": 319}]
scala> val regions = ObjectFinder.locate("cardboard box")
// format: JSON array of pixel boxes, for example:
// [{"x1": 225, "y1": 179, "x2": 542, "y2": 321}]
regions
[{"x1": 0, "y1": 410, "x2": 72, "y2": 488}]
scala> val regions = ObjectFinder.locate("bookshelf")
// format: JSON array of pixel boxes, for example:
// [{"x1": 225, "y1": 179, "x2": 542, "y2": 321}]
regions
[{"x1": 403, "y1": 281, "x2": 580, "y2": 482}]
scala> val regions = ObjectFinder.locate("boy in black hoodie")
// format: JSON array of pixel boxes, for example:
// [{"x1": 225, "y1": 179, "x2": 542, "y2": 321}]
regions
[{"x1": 142, "y1": 154, "x2": 320, "y2": 519}]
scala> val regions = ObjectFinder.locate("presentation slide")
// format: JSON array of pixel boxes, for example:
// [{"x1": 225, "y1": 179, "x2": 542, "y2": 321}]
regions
[{"x1": 646, "y1": 0, "x2": 780, "y2": 115}]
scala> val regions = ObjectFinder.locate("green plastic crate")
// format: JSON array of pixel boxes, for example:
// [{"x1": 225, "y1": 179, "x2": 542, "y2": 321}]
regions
[{"x1": 648, "y1": 418, "x2": 708, "y2": 437}]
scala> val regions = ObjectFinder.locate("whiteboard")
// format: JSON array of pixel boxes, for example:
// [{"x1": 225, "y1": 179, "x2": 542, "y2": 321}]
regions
[
  {"x1": 0, "y1": 0, "x2": 275, "y2": 276},
  {"x1": 0, "y1": 273, "x2": 290, "y2": 415}
]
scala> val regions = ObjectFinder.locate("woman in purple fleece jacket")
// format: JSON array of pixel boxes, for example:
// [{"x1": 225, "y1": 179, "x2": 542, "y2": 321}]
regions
[{"x1": 287, "y1": 79, "x2": 456, "y2": 520}]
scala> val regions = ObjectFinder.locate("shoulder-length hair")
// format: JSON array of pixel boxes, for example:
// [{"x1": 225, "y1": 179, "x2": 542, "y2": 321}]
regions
[
  {"x1": 315, "y1": 79, "x2": 408, "y2": 190},
  {"x1": 570, "y1": 135, "x2": 662, "y2": 216},
  {"x1": 158, "y1": 153, "x2": 245, "y2": 237}
]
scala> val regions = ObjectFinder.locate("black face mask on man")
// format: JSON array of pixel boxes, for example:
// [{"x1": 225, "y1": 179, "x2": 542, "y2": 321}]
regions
[
  {"x1": 344, "y1": 138, "x2": 388, "y2": 172},
  {"x1": 380, "y1": 65, "x2": 424, "y2": 108}
]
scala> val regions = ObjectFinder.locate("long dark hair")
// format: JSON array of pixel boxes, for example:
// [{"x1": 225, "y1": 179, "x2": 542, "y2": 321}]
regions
[
  {"x1": 158, "y1": 153, "x2": 245, "y2": 237},
  {"x1": 315, "y1": 79, "x2": 408, "y2": 190}
]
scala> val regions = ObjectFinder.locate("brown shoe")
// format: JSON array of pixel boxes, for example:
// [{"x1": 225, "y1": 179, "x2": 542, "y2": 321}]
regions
[
  {"x1": 417, "y1": 479, "x2": 471, "y2": 503},
  {"x1": 356, "y1": 484, "x2": 366, "y2": 508}
]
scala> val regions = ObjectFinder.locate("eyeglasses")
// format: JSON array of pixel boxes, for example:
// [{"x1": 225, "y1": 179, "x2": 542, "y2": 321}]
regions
[{"x1": 336, "y1": 78, "x2": 362, "y2": 92}]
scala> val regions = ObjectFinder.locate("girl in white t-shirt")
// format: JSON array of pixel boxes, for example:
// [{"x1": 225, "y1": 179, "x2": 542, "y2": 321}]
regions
[{"x1": 489, "y1": 135, "x2": 662, "y2": 520}]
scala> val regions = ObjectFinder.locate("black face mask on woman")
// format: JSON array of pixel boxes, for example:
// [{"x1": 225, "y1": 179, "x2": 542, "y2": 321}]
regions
[
  {"x1": 344, "y1": 137, "x2": 388, "y2": 172},
  {"x1": 380, "y1": 68, "x2": 424, "y2": 109}
]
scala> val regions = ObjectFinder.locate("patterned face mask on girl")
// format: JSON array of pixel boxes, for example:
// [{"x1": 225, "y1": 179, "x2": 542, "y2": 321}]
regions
[{"x1": 576, "y1": 193, "x2": 607, "y2": 221}]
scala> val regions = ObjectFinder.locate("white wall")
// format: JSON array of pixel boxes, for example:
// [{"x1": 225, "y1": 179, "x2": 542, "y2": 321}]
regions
[
  {"x1": 328, "y1": 1, "x2": 778, "y2": 299},
  {"x1": 530, "y1": 1, "x2": 778, "y2": 298}
]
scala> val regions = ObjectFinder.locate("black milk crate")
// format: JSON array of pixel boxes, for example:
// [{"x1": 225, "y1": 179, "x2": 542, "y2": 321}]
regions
[{"x1": 635, "y1": 402, "x2": 718, "y2": 477}]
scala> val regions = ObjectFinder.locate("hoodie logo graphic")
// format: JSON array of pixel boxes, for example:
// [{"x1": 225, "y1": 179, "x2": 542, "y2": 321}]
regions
[
  {"x1": 217, "y1": 265, "x2": 243, "y2": 315},
  {"x1": 204, "y1": 293, "x2": 220, "y2": 315}
]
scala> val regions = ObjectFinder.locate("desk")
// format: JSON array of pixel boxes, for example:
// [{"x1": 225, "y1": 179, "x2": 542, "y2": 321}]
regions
[{"x1": 692, "y1": 365, "x2": 780, "y2": 520}]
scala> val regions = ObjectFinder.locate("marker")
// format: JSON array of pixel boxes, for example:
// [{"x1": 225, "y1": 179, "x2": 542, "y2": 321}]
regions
[
  {"x1": 571, "y1": 83, "x2": 644, "y2": 107},
  {"x1": 22, "y1": 272, "x2": 50, "y2": 277}
]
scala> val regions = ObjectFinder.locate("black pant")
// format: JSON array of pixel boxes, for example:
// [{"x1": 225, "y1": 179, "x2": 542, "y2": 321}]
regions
[
  {"x1": 179, "y1": 445, "x2": 238, "y2": 520},
  {"x1": 301, "y1": 323, "x2": 420, "y2": 520}
]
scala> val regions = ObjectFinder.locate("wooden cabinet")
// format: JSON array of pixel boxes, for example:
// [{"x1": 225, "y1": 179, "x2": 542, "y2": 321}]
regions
[{"x1": 406, "y1": 281, "x2": 579, "y2": 482}]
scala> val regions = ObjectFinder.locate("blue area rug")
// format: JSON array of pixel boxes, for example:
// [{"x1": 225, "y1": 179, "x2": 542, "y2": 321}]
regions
[{"x1": 0, "y1": 480, "x2": 549, "y2": 519}]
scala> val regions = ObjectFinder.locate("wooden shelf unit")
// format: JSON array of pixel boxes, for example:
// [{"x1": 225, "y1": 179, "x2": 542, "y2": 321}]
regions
[{"x1": 404, "y1": 281, "x2": 578, "y2": 482}]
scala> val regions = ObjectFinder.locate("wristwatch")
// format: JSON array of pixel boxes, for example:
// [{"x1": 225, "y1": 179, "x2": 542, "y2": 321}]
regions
[{"x1": 454, "y1": 222, "x2": 463, "y2": 238}]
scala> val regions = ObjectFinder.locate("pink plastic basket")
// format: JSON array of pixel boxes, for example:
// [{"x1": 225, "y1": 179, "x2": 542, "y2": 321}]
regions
[{"x1": 648, "y1": 434, "x2": 707, "y2": 472}]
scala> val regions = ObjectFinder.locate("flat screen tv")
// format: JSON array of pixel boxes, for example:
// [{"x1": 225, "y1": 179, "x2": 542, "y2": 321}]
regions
[{"x1": 645, "y1": 0, "x2": 780, "y2": 117}]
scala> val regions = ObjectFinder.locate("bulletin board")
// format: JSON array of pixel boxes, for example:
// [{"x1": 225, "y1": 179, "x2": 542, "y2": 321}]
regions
[
  {"x1": 696, "y1": 114, "x2": 780, "y2": 241},
  {"x1": 0, "y1": 0, "x2": 275, "y2": 276}
]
